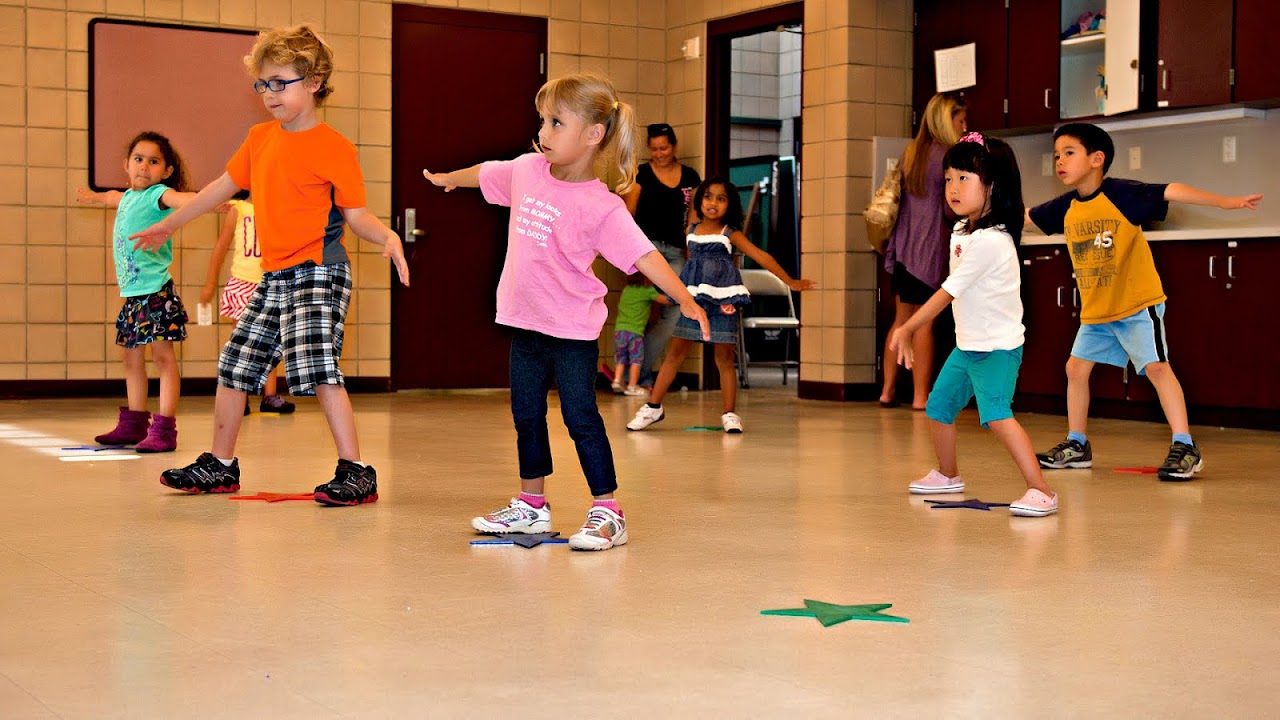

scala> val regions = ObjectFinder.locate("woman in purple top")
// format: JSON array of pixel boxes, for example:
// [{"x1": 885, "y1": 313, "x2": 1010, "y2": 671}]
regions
[{"x1": 880, "y1": 92, "x2": 967, "y2": 409}]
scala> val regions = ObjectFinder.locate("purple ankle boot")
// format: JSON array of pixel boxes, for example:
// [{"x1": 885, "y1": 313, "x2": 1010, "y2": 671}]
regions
[
  {"x1": 95, "y1": 407, "x2": 151, "y2": 445},
  {"x1": 135, "y1": 414, "x2": 177, "y2": 453}
]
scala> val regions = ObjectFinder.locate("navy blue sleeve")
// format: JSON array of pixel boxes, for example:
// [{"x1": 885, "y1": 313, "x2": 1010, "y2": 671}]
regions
[
  {"x1": 1028, "y1": 191, "x2": 1074, "y2": 235},
  {"x1": 1103, "y1": 178, "x2": 1169, "y2": 226}
]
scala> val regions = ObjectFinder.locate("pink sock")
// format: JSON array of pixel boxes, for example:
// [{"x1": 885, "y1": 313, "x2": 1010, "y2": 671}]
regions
[
  {"x1": 593, "y1": 498, "x2": 622, "y2": 516},
  {"x1": 519, "y1": 492, "x2": 546, "y2": 509}
]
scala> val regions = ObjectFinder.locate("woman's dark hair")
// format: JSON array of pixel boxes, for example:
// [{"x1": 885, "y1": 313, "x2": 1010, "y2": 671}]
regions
[
  {"x1": 124, "y1": 131, "x2": 190, "y2": 192},
  {"x1": 647, "y1": 122, "x2": 677, "y2": 145},
  {"x1": 942, "y1": 133, "x2": 1024, "y2": 246},
  {"x1": 692, "y1": 176, "x2": 745, "y2": 230}
]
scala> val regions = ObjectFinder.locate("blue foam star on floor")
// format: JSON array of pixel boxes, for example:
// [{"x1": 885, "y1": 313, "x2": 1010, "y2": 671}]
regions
[
  {"x1": 924, "y1": 498, "x2": 1011, "y2": 511},
  {"x1": 761, "y1": 599, "x2": 909, "y2": 626},
  {"x1": 470, "y1": 532, "x2": 569, "y2": 548}
]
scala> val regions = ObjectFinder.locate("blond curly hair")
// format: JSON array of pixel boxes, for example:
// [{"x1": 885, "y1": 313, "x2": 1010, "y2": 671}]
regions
[{"x1": 245, "y1": 24, "x2": 335, "y2": 106}]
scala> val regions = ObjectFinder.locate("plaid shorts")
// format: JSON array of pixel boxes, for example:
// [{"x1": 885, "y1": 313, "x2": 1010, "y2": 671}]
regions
[{"x1": 217, "y1": 262, "x2": 352, "y2": 397}]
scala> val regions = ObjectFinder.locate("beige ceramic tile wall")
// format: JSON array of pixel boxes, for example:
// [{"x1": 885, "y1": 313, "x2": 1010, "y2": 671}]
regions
[{"x1": 1, "y1": 0, "x2": 911, "y2": 390}]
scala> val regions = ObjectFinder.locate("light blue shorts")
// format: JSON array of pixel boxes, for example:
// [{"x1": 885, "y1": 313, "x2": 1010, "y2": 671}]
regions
[
  {"x1": 926, "y1": 347, "x2": 1023, "y2": 428},
  {"x1": 1071, "y1": 303, "x2": 1168, "y2": 375}
]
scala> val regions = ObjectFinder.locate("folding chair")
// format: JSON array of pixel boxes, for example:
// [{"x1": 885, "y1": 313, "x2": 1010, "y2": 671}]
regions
[{"x1": 735, "y1": 269, "x2": 800, "y2": 388}]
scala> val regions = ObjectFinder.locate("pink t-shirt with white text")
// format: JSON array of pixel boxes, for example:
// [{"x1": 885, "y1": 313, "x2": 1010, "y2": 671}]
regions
[{"x1": 479, "y1": 153, "x2": 657, "y2": 341}]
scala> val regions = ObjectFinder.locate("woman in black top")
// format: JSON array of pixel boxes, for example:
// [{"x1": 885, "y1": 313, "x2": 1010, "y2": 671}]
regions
[{"x1": 623, "y1": 123, "x2": 702, "y2": 385}]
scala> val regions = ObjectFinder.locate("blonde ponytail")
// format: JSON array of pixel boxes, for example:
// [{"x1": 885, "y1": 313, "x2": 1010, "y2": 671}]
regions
[{"x1": 534, "y1": 73, "x2": 639, "y2": 193}]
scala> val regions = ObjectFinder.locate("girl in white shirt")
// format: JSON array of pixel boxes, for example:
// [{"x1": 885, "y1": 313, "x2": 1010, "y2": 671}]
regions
[{"x1": 889, "y1": 132, "x2": 1058, "y2": 517}]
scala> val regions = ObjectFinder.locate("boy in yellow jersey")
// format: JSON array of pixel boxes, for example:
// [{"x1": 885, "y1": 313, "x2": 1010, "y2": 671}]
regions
[{"x1": 1026, "y1": 123, "x2": 1261, "y2": 481}]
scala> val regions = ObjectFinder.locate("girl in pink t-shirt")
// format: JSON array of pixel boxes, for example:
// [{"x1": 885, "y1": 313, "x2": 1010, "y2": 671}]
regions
[{"x1": 425, "y1": 73, "x2": 709, "y2": 551}]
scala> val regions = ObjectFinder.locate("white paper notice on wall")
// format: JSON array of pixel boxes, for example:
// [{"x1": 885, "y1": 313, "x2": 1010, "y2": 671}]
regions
[{"x1": 934, "y1": 43, "x2": 977, "y2": 93}]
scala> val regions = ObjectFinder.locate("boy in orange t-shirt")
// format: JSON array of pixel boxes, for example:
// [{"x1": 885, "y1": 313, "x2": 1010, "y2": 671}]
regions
[{"x1": 131, "y1": 25, "x2": 409, "y2": 505}]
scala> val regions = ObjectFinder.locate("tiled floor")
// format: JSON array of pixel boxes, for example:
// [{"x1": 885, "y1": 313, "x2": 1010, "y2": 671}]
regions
[{"x1": 1, "y1": 389, "x2": 1276, "y2": 718}]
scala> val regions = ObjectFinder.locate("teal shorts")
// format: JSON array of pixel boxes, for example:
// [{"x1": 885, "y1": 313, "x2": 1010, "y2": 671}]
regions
[{"x1": 925, "y1": 346, "x2": 1023, "y2": 428}]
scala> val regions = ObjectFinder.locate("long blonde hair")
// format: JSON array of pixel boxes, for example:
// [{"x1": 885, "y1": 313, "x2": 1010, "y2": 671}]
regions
[
  {"x1": 903, "y1": 92, "x2": 966, "y2": 197},
  {"x1": 535, "y1": 73, "x2": 640, "y2": 195}
]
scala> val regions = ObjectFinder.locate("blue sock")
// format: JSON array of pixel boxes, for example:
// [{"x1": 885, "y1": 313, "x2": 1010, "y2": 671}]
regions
[
  {"x1": 1068, "y1": 431, "x2": 1087, "y2": 445},
  {"x1": 1173, "y1": 433, "x2": 1193, "y2": 446}
]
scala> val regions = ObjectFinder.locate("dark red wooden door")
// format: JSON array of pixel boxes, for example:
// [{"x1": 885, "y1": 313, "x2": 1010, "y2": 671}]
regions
[
  {"x1": 1156, "y1": 0, "x2": 1232, "y2": 108},
  {"x1": 1234, "y1": 0, "x2": 1280, "y2": 102},
  {"x1": 391, "y1": 7, "x2": 546, "y2": 388},
  {"x1": 1007, "y1": 0, "x2": 1059, "y2": 128}
]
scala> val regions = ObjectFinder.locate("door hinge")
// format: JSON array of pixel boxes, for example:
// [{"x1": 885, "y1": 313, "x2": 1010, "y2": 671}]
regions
[
  {"x1": 1229, "y1": 67, "x2": 1235, "y2": 86},
  {"x1": 539, "y1": 52, "x2": 545, "y2": 74},
  {"x1": 1003, "y1": 98, "x2": 1009, "y2": 113}
]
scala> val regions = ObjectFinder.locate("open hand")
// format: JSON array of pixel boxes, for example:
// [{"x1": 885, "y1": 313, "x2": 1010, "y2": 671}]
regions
[
  {"x1": 889, "y1": 327, "x2": 914, "y2": 369},
  {"x1": 129, "y1": 220, "x2": 174, "y2": 251},
  {"x1": 788, "y1": 277, "x2": 818, "y2": 291},
  {"x1": 384, "y1": 234, "x2": 410, "y2": 286},
  {"x1": 423, "y1": 169, "x2": 456, "y2": 192},
  {"x1": 1222, "y1": 194, "x2": 1263, "y2": 210},
  {"x1": 681, "y1": 301, "x2": 710, "y2": 341}
]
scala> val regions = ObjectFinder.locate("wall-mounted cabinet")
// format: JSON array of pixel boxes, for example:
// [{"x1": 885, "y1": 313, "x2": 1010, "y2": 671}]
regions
[{"x1": 913, "y1": 0, "x2": 1280, "y2": 134}]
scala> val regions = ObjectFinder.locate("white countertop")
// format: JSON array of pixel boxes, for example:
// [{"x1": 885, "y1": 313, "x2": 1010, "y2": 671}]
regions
[{"x1": 1022, "y1": 226, "x2": 1280, "y2": 246}]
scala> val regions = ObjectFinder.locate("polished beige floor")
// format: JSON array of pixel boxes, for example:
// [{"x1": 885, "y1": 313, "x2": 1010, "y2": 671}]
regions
[{"x1": 1, "y1": 388, "x2": 1277, "y2": 718}]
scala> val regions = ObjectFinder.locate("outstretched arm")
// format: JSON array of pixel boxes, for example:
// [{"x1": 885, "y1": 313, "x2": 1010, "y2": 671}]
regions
[
  {"x1": 341, "y1": 206, "x2": 410, "y2": 287},
  {"x1": 1165, "y1": 183, "x2": 1262, "y2": 210},
  {"x1": 423, "y1": 164, "x2": 482, "y2": 192},
  {"x1": 201, "y1": 209, "x2": 237, "y2": 304},
  {"x1": 76, "y1": 188, "x2": 123, "y2": 208},
  {"x1": 888, "y1": 287, "x2": 954, "y2": 369},
  {"x1": 129, "y1": 173, "x2": 241, "y2": 250},
  {"x1": 634, "y1": 250, "x2": 710, "y2": 341},
  {"x1": 728, "y1": 230, "x2": 817, "y2": 290}
]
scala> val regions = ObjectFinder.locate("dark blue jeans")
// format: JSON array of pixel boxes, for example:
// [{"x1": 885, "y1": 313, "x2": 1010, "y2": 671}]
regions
[{"x1": 510, "y1": 329, "x2": 617, "y2": 496}]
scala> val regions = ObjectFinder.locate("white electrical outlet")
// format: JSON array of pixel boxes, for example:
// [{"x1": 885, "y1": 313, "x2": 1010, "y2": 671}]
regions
[
  {"x1": 1129, "y1": 146, "x2": 1142, "y2": 170},
  {"x1": 1223, "y1": 136, "x2": 1237, "y2": 163},
  {"x1": 1042, "y1": 153, "x2": 1053, "y2": 177}
]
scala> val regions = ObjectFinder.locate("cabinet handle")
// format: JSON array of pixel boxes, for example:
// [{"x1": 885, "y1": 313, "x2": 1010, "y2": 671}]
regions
[
  {"x1": 1228, "y1": 255, "x2": 1235, "y2": 279},
  {"x1": 1209, "y1": 256, "x2": 1217, "y2": 279},
  {"x1": 1044, "y1": 88, "x2": 1052, "y2": 109},
  {"x1": 1056, "y1": 286, "x2": 1064, "y2": 308},
  {"x1": 1162, "y1": 69, "x2": 1168, "y2": 91},
  {"x1": 1072, "y1": 288, "x2": 1079, "y2": 307}
]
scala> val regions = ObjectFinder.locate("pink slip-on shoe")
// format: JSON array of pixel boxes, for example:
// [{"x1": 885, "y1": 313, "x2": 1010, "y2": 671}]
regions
[
  {"x1": 1010, "y1": 488, "x2": 1059, "y2": 517},
  {"x1": 909, "y1": 470, "x2": 965, "y2": 495}
]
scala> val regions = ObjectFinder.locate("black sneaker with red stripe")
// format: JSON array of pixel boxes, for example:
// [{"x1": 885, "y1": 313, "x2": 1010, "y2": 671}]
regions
[
  {"x1": 161, "y1": 453, "x2": 241, "y2": 493},
  {"x1": 314, "y1": 460, "x2": 379, "y2": 506}
]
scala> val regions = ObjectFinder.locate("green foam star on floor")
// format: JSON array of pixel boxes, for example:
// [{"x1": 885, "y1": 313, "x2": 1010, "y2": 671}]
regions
[{"x1": 761, "y1": 599, "x2": 909, "y2": 626}]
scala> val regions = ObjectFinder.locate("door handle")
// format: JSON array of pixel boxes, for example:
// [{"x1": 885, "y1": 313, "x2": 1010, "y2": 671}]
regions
[
  {"x1": 1209, "y1": 256, "x2": 1217, "y2": 279},
  {"x1": 404, "y1": 208, "x2": 426, "y2": 243}
]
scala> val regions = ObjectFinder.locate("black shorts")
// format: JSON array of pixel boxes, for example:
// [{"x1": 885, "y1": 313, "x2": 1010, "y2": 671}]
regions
[{"x1": 893, "y1": 263, "x2": 935, "y2": 305}]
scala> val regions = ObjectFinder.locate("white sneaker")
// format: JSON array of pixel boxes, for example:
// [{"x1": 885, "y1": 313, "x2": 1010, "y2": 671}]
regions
[
  {"x1": 623, "y1": 386, "x2": 648, "y2": 396},
  {"x1": 721, "y1": 412, "x2": 744, "y2": 433},
  {"x1": 471, "y1": 498, "x2": 552, "y2": 534},
  {"x1": 627, "y1": 404, "x2": 664, "y2": 431},
  {"x1": 568, "y1": 506, "x2": 628, "y2": 550}
]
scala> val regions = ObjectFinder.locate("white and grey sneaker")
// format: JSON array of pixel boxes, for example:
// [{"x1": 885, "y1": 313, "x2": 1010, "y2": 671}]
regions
[
  {"x1": 627, "y1": 404, "x2": 664, "y2": 431},
  {"x1": 568, "y1": 506, "x2": 628, "y2": 550},
  {"x1": 721, "y1": 412, "x2": 744, "y2": 433},
  {"x1": 471, "y1": 498, "x2": 552, "y2": 534}
]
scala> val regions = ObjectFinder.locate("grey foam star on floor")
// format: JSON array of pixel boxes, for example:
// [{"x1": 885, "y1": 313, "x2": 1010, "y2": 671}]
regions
[
  {"x1": 924, "y1": 498, "x2": 1012, "y2": 511},
  {"x1": 470, "y1": 532, "x2": 569, "y2": 548}
]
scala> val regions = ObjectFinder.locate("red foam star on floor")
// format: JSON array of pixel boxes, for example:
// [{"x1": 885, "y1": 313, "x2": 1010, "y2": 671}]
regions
[
  {"x1": 229, "y1": 492, "x2": 316, "y2": 502},
  {"x1": 1114, "y1": 467, "x2": 1159, "y2": 474}
]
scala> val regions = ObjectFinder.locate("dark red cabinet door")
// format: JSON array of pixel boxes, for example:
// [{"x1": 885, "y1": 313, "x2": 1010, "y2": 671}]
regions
[
  {"x1": 1007, "y1": 0, "x2": 1060, "y2": 128},
  {"x1": 1234, "y1": 0, "x2": 1280, "y2": 102},
  {"x1": 1156, "y1": 0, "x2": 1232, "y2": 108},
  {"x1": 912, "y1": 0, "x2": 1008, "y2": 132},
  {"x1": 1018, "y1": 247, "x2": 1076, "y2": 397}
]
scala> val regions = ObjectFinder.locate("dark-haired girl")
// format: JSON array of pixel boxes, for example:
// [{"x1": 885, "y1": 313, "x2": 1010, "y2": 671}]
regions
[
  {"x1": 628, "y1": 178, "x2": 816, "y2": 435},
  {"x1": 889, "y1": 132, "x2": 1058, "y2": 517},
  {"x1": 76, "y1": 131, "x2": 206, "y2": 452}
]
